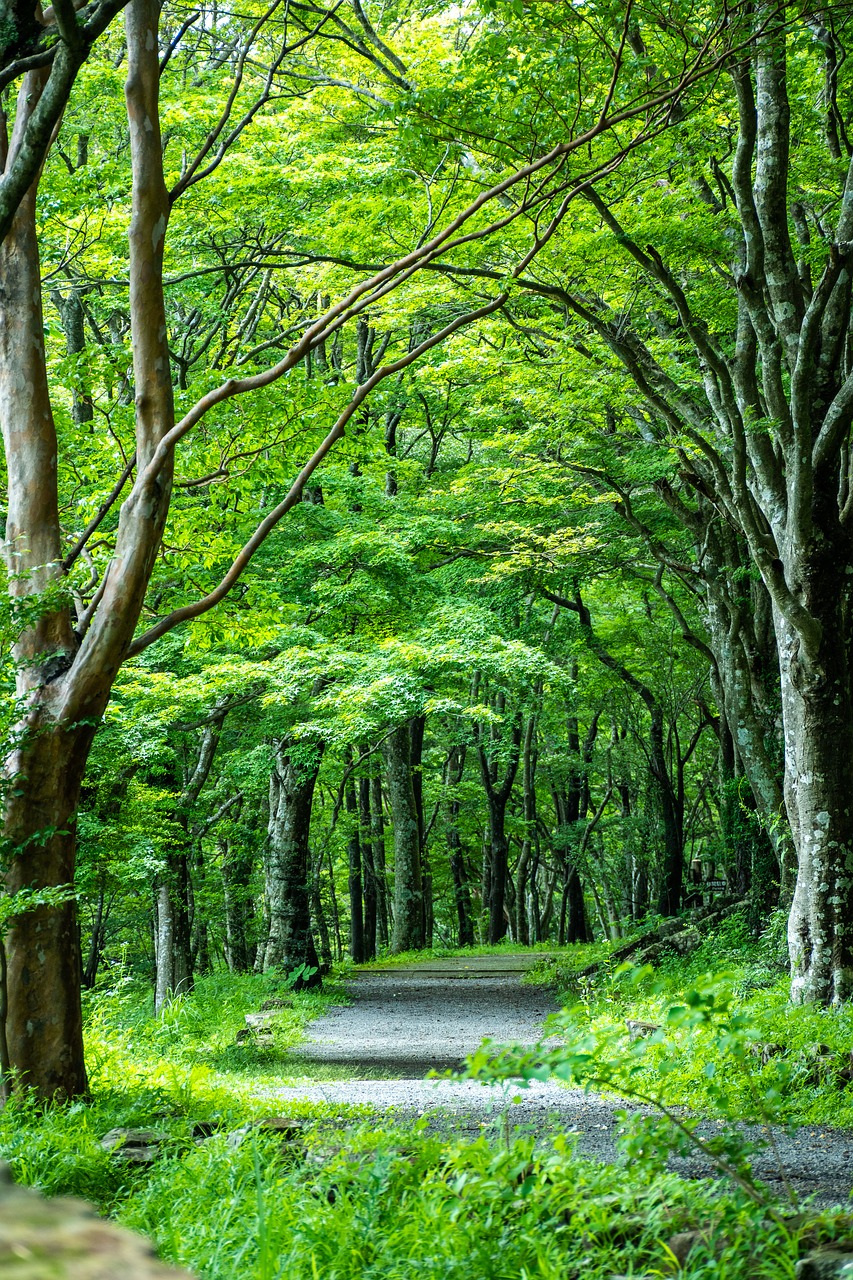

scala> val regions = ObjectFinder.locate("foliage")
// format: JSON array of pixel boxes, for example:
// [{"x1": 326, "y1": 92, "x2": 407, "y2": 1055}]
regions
[{"x1": 3, "y1": 962, "x2": 853, "y2": 1279}]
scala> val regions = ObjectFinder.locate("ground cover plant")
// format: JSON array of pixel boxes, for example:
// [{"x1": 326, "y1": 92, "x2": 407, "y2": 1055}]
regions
[
  {"x1": 520, "y1": 911, "x2": 853, "y2": 1129},
  {"x1": 3, "y1": 947, "x2": 853, "y2": 1278}
]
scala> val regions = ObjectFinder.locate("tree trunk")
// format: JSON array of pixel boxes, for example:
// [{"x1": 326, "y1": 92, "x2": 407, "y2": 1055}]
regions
[
  {"x1": 263, "y1": 741, "x2": 323, "y2": 988},
  {"x1": 82, "y1": 877, "x2": 107, "y2": 990},
  {"x1": 409, "y1": 715, "x2": 432, "y2": 944},
  {"x1": 384, "y1": 724, "x2": 424, "y2": 952},
  {"x1": 370, "y1": 770, "x2": 389, "y2": 948},
  {"x1": 221, "y1": 837, "x2": 252, "y2": 973},
  {"x1": 154, "y1": 881, "x2": 175, "y2": 1015},
  {"x1": 311, "y1": 848, "x2": 333, "y2": 973},
  {"x1": 515, "y1": 715, "x2": 537, "y2": 945},
  {"x1": 476, "y1": 696, "x2": 521, "y2": 945},
  {"x1": 359, "y1": 768, "x2": 377, "y2": 961},
  {"x1": 345, "y1": 757, "x2": 365, "y2": 964},
  {"x1": 778, "y1": 596, "x2": 853, "y2": 1005}
]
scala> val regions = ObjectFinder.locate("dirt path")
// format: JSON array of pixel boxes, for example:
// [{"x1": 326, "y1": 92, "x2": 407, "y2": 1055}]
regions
[
  {"x1": 274, "y1": 956, "x2": 853, "y2": 1206},
  {"x1": 288, "y1": 955, "x2": 558, "y2": 1074}
]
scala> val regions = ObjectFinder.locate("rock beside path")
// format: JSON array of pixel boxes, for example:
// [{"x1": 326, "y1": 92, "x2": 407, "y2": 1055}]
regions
[{"x1": 0, "y1": 1165, "x2": 193, "y2": 1279}]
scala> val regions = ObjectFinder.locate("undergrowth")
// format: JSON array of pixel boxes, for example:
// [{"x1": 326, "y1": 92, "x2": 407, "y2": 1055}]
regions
[
  {"x1": 525, "y1": 909, "x2": 853, "y2": 1128},
  {"x1": 3, "y1": 935, "x2": 853, "y2": 1278}
]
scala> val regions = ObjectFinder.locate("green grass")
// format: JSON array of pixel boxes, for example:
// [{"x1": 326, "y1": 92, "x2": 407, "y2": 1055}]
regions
[
  {"x1": 3, "y1": 1086, "x2": 844, "y2": 1280},
  {"x1": 5, "y1": 937, "x2": 853, "y2": 1278},
  {"x1": 356, "y1": 940, "x2": 570, "y2": 969},
  {"x1": 514, "y1": 910, "x2": 853, "y2": 1129},
  {"x1": 83, "y1": 967, "x2": 357, "y2": 1093}
]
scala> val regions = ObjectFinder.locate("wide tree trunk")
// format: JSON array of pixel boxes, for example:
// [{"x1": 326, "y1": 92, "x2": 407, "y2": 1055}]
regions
[
  {"x1": 384, "y1": 724, "x2": 423, "y2": 952},
  {"x1": 4, "y1": 729, "x2": 93, "y2": 1100},
  {"x1": 263, "y1": 741, "x2": 323, "y2": 988},
  {"x1": 777, "y1": 587, "x2": 853, "y2": 1005}
]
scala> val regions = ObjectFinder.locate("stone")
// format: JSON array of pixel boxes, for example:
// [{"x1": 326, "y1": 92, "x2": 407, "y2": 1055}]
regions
[
  {"x1": 796, "y1": 1251, "x2": 853, "y2": 1279},
  {"x1": 191, "y1": 1122, "x2": 224, "y2": 1144},
  {"x1": 98, "y1": 1130, "x2": 167, "y2": 1164},
  {"x1": 226, "y1": 1116, "x2": 307, "y2": 1149},
  {"x1": 260, "y1": 997, "x2": 293, "y2": 1011},
  {"x1": 236, "y1": 1013, "x2": 275, "y2": 1046},
  {"x1": 750, "y1": 1041, "x2": 787, "y2": 1066},
  {"x1": 0, "y1": 1165, "x2": 193, "y2": 1278},
  {"x1": 244, "y1": 1013, "x2": 271, "y2": 1029},
  {"x1": 626, "y1": 1019, "x2": 661, "y2": 1040},
  {"x1": 666, "y1": 1230, "x2": 713, "y2": 1268}
]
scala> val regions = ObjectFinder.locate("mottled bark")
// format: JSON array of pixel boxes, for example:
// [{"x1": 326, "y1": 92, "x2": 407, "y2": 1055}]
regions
[
  {"x1": 384, "y1": 723, "x2": 423, "y2": 952},
  {"x1": 263, "y1": 741, "x2": 323, "y2": 988},
  {"x1": 475, "y1": 695, "x2": 522, "y2": 944}
]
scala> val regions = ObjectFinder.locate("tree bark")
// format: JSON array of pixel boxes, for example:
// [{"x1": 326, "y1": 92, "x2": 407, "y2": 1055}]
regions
[
  {"x1": 370, "y1": 769, "x2": 389, "y2": 948},
  {"x1": 221, "y1": 836, "x2": 252, "y2": 973},
  {"x1": 263, "y1": 741, "x2": 323, "y2": 988},
  {"x1": 384, "y1": 723, "x2": 423, "y2": 952},
  {"x1": 359, "y1": 766, "x2": 377, "y2": 961},
  {"x1": 409, "y1": 715, "x2": 432, "y2": 945},
  {"x1": 445, "y1": 745, "x2": 474, "y2": 947},
  {"x1": 345, "y1": 754, "x2": 365, "y2": 964},
  {"x1": 475, "y1": 694, "x2": 522, "y2": 944}
]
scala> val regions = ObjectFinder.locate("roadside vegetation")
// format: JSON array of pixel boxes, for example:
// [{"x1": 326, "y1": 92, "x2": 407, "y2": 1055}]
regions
[{"x1": 5, "y1": 927, "x2": 853, "y2": 1277}]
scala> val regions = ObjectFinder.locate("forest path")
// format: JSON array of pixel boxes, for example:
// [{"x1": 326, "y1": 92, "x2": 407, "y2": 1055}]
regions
[
  {"x1": 274, "y1": 956, "x2": 853, "y2": 1206},
  {"x1": 287, "y1": 953, "x2": 558, "y2": 1075}
]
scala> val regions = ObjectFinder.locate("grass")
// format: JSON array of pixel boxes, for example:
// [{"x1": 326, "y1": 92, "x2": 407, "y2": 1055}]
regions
[
  {"x1": 4, "y1": 933, "x2": 853, "y2": 1278},
  {"x1": 3, "y1": 1082, "x2": 845, "y2": 1280},
  {"x1": 519, "y1": 909, "x2": 853, "y2": 1129},
  {"x1": 83, "y1": 966, "x2": 357, "y2": 1093}
]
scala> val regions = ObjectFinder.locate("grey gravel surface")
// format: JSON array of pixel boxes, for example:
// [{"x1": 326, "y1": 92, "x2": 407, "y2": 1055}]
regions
[{"x1": 275, "y1": 958, "x2": 853, "y2": 1206}]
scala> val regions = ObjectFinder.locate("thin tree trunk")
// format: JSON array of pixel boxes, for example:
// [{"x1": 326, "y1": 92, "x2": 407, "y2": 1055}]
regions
[
  {"x1": 515, "y1": 715, "x2": 537, "y2": 945},
  {"x1": 82, "y1": 878, "x2": 107, "y2": 990},
  {"x1": 311, "y1": 848, "x2": 333, "y2": 972},
  {"x1": 327, "y1": 845, "x2": 343, "y2": 961},
  {"x1": 409, "y1": 715, "x2": 432, "y2": 944},
  {"x1": 370, "y1": 770, "x2": 389, "y2": 948},
  {"x1": 346, "y1": 754, "x2": 365, "y2": 964},
  {"x1": 221, "y1": 836, "x2": 252, "y2": 973},
  {"x1": 359, "y1": 767, "x2": 377, "y2": 961}
]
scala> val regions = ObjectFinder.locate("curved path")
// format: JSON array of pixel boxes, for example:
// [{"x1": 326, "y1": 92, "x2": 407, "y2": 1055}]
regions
[{"x1": 274, "y1": 956, "x2": 853, "y2": 1206}]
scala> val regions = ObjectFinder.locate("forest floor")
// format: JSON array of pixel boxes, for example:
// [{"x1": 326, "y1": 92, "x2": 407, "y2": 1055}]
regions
[{"x1": 274, "y1": 954, "x2": 853, "y2": 1206}]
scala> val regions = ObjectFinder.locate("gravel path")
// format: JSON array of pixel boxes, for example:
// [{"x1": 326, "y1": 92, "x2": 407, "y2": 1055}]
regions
[{"x1": 275, "y1": 957, "x2": 853, "y2": 1206}]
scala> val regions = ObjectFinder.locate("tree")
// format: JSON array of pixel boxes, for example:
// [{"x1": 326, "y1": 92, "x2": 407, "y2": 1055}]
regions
[{"x1": 0, "y1": 0, "x2": 775, "y2": 1100}]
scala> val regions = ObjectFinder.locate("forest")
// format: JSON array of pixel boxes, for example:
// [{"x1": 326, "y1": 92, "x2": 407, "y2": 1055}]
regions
[{"x1": 4, "y1": 0, "x2": 853, "y2": 1275}]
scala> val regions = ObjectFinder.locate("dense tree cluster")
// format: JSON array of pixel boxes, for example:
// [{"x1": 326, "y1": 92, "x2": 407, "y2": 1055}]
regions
[{"x1": 3, "y1": 0, "x2": 853, "y2": 1100}]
